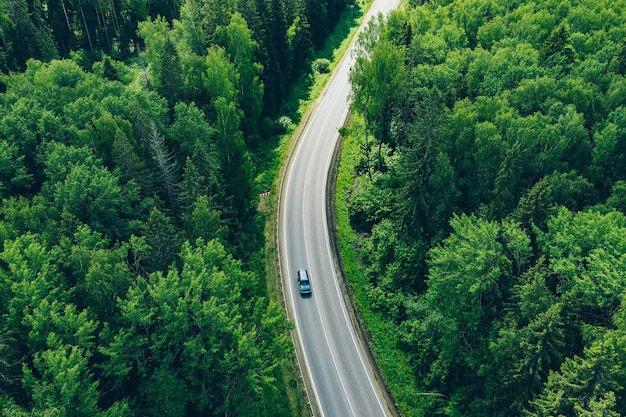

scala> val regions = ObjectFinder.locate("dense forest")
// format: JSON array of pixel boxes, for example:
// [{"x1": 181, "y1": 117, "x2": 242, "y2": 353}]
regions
[
  {"x1": 0, "y1": 0, "x2": 350, "y2": 113},
  {"x1": 344, "y1": 0, "x2": 626, "y2": 416},
  {"x1": 0, "y1": 0, "x2": 350, "y2": 415}
]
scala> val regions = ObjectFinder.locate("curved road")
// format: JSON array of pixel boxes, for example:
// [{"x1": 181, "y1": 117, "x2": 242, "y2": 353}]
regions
[{"x1": 278, "y1": 1, "x2": 400, "y2": 416}]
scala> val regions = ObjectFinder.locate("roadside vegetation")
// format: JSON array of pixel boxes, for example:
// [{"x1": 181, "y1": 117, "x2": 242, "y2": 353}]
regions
[{"x1": 342, "y1": 0, "x2": 626, "y2": 416}]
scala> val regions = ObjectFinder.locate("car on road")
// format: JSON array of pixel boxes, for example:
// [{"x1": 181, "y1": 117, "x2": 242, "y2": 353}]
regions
[{"x1": 297, "y1": 268, "x2": 312, "y2": 295}]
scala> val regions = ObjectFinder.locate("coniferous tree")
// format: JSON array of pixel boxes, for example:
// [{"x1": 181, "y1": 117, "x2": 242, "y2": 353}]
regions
[
  {"x1": 4, "y1": 0, "x2": 57, "y2": 69},
  {"x1": 256, "y1": 0, "x2": 289, "y2": 112},
  {"x1": 158, "y1": 37, "x2": 184, "y2": 110},
  {"x1": 141, "y1": 207, "x2": 182, "y2": 272}
]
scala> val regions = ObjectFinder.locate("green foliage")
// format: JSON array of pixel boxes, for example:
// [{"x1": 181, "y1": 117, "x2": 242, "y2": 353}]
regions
[
  {"x1": 426, "y1": 214, "x2": 511, "y2": 343},
  {"x1": 183, "y1": 195, "x2": 227, "y2": 242},
  {"x1": 529, "y1": 338, "x2": 622, "y2": 417},
  {"x1": 351, "y1": 27, "x2": 407, "y2": 167},
  {"x1": 0, "y1": 140, "x2": 32, "y2": 197},
  {"x1": 23, "y1": 344, "x2": 101, "y2": 416},
  {"x1": 62, "y1": 225, "x2": 134, "y2": 319},
  {"x1": 216, "y1": 12, "x2": 264, "y2": 140},
  {"x1": 312, "y1": 58, "x2": 331, "y2": 74},
  {"x1": 0, "y1": 0, "x2": 356, "y2": 413},
  {"x1": 536, "y1": 208, "x2": 626, "y2": 309},
  {"x1": 0, "y1": 0, "x2": 341, "y2": 409},
  {"x1": 342, "y1": 0, "x2": 626, "y2": 416},
  {"x1": 100, "y1": 239, "x2": 290, "y2": 416}
]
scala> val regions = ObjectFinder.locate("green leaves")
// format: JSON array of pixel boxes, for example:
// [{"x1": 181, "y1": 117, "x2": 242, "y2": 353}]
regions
[
  {"x1": 0, "y1": 0, "x2": 346, "y2": 413},
  {"x1": 351, "y1": 34, "x2": 407, "y2": 152},
  {"x1": 343, "y1": 0, "x2": 626, "y2": 416},
  {"x1": 537, "y1": 208, "x2": 626, "y2": 309},
  {"x1": 204, "y1": 46, "x2": 238, "y2": 102},
  {"x1": 23, "y1": 344, "x2": 100, "y2": 417},
  {"x1": 529, "y1": 339, "x2": 622, "y2": 417},
  {"x1": 427, "y1": 214, "x2": 511, "y2": 333},
  {"x1": 101, "y1": 238, "x2": 288, "y2": 416},
  {"x1": 0, "y1": 140, "x2": 32, "y2": 198},
  {"x1": 216, "y1": 13, "x2": 263, "y2": 138}
]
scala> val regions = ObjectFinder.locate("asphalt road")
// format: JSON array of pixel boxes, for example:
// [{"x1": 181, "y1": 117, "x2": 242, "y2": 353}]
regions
[{"x1": 279, "y1": 1, "x2": 400, "y2": 416}]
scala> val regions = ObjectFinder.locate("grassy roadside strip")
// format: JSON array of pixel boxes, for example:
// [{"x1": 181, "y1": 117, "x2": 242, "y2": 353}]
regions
[
  {"x1": 334, "y1": 115, "x2": 423, "y2": 417},
  {"x1": 257, "y1": 1, "x2": 375, "y2": 416}
]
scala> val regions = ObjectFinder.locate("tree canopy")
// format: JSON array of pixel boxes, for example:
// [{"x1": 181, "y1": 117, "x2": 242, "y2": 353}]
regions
[
  {"x1": 0, "y1": 0, "x2": 345, "y2": 113},
  {"x1": 344, "y1": 0, "x2": 626, "y2": 415},
  {"x1": 0, "y1": 0, "x2": 353, "y2": 413}
]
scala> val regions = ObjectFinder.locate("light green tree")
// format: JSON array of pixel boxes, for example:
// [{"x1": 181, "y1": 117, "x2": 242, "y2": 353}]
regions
[
  {"x1": 216, "y1": 12, "x2": 264, "y2": 139},
  {"x1": 351, "y1": 33, "x2": 407, "y2": 170}
]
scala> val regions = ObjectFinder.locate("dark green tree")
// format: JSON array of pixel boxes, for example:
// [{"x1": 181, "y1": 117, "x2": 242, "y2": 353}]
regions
[
  {"x1": 141, "y1": 207, "x2": 182, "y2": 272},
  {"x1": 256, "y1": 0, "x2": 289, "y2": 112},
  {"x1": 112, "y1": 129, "x2": 156, "y2": 195},
  {"x1": 3, "y1": 0, "x2": 57, "y2": 69},
  {"x1": 101, "y1": 239, "x2": 290, "y2": 416},
  {"x1": 0, "y1": 139, "x2": 33, "y2": 198},
  {"x1": 62, "y1": 225, "x2": 133, "y2": 319},
  {"x1": 393, "y1": 87, "x2": 457, "y2": 239},
  {"x1": 159, "y1": 37, "x2": 184, "y2": 109},
  {"x1": 167, "y1": 102, "x2": 218, "y2": 180},
  {"x1": 529, "y1": 340, "x2": 621, "y2": 417},
  {"x1": 540, "y1": 24, "x2": 574, "y2": 69},
  {"x1": 178, "y1": 157, "x2": 208, "y2": 213}
]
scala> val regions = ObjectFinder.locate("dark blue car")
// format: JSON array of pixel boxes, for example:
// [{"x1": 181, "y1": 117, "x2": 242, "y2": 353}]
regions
[{"x1": 297, "y1": 268, "x2": 312, "y2": 295}]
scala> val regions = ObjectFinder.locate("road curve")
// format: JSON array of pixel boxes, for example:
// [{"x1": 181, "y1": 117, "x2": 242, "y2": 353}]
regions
[{"x1": 278, "y1": 1, "x2": 401, "y2": 416}]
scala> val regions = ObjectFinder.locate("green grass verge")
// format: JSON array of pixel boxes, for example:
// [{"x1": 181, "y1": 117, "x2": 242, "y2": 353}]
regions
[{"x1": 334, "y1": 116, "x2": 425, "y2": 417}]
